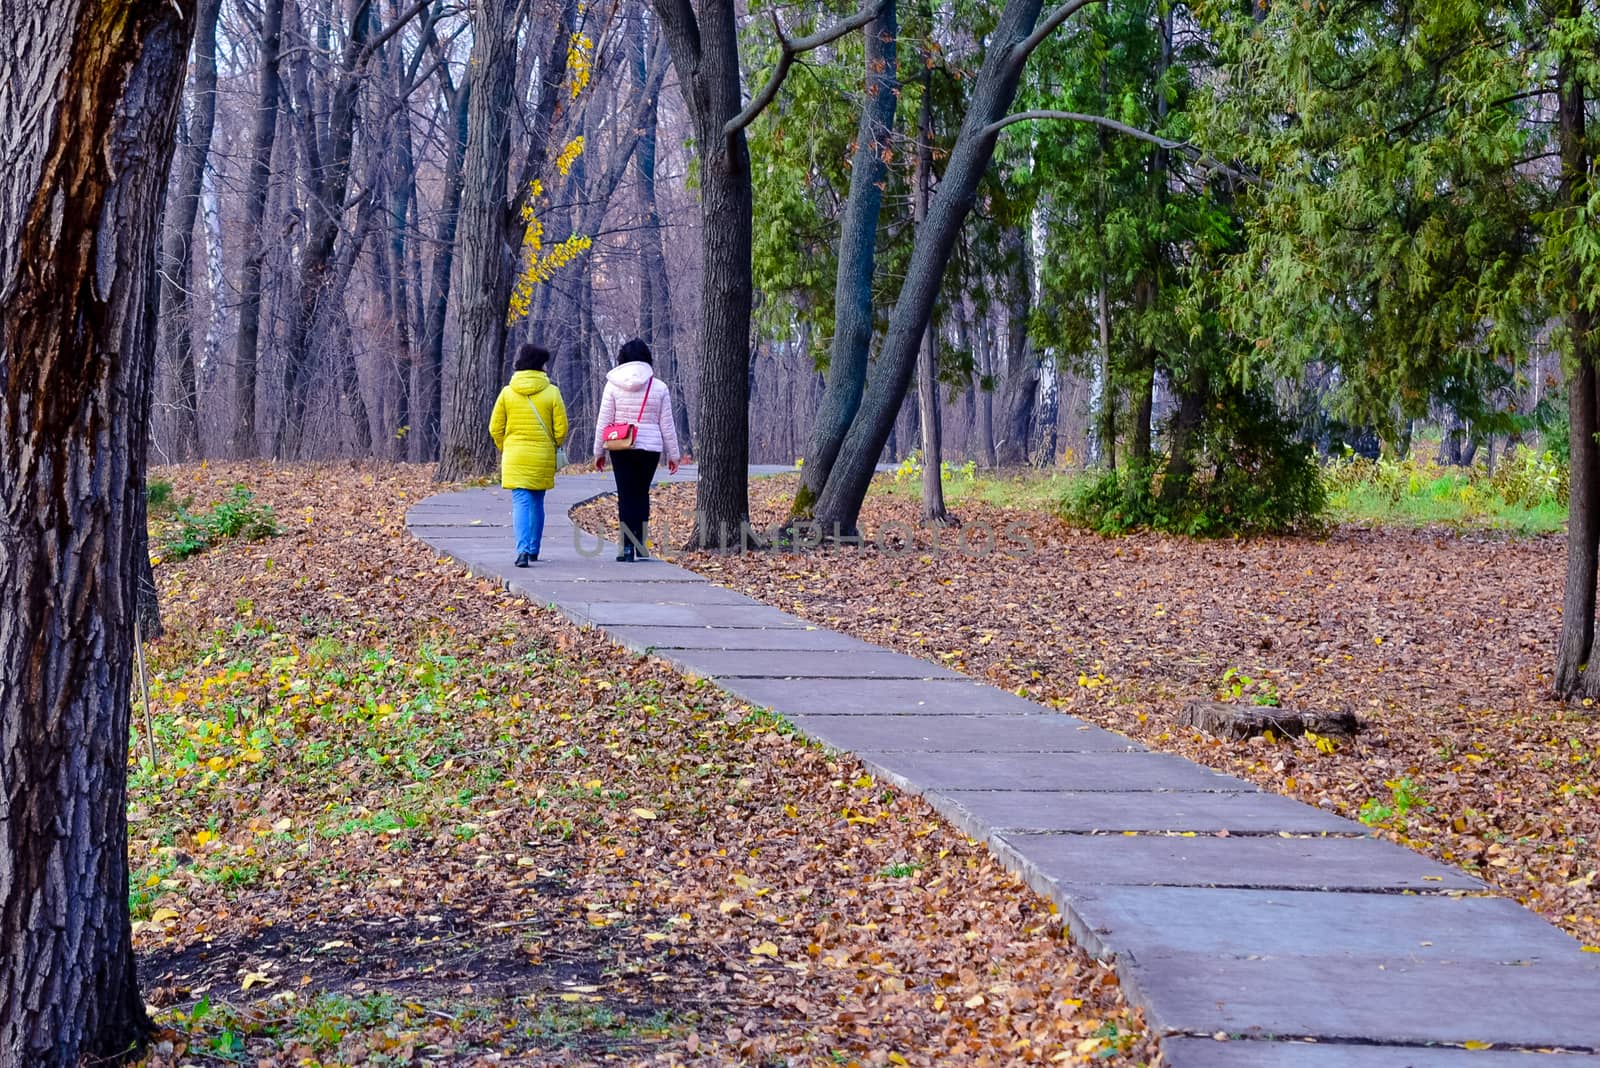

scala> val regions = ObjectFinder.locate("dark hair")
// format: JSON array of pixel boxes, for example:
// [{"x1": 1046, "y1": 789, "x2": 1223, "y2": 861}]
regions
[
  {"x1": 618, "y1": 338, "x2": 653, "y2": 366},
  {"x1": 515, "y1": 343, "x2": 550, "y2": 372}
]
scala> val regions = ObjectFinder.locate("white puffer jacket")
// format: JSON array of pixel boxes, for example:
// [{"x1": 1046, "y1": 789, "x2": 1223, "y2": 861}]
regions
[{"x1": 593, "y1": 361, "x2": 682, "y2": 461}]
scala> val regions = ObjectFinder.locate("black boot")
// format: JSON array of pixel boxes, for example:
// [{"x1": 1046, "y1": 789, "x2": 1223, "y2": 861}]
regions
[
  {"x1": 514, "y1": 552, "x2": 530, "y2": 568},
  {"x1": 616, "y1": 541, "x2": 634, "y2": 563}
]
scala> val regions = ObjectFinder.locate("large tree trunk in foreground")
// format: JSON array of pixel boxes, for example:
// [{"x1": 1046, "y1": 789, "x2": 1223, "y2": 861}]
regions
[
  {"x1": 159, "y1": 0, "x2": 223, "y2": 461},
  {"x1": 230, "y1": 0, "x2": 286, "y2": 457},
  {"x1": 792, "y1": 0, "x2": 899, "y2": 517},
  {"x1": 0, "y1": 0, "x2": 193, "y2": 1061},
  {"x1": 812, "y1": 0, "x2": 1051, "y2": 535}
]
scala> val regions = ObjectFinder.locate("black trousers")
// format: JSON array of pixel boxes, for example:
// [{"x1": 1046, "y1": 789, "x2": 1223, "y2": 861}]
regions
[{"x1": 610, "y1": 448, "x2": 660, "y2": 549}]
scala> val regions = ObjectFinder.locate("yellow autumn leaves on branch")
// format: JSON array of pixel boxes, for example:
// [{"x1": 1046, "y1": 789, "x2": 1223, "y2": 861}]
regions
[{"x1": 507, "y1": 32, "x2": 596, "y2": 324}]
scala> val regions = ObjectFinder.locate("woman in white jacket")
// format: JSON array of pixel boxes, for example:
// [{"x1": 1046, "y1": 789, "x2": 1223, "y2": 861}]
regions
[{"x1": 593, "y1": 338, "x2": 681, "y2": 561}]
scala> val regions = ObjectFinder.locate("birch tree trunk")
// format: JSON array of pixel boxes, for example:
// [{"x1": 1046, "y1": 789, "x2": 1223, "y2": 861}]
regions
[{"x1": 0, "y1": 0, "x2": 193, "y2": 1060}]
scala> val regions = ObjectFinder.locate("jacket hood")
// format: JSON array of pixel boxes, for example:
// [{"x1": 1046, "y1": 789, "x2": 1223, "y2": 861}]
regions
[
  {"x1": 606, "y1": 361, "x2": 655, "y2": 391},
  {"x1": 509, "y1": 369, "x2": 551, "y2": 395}
]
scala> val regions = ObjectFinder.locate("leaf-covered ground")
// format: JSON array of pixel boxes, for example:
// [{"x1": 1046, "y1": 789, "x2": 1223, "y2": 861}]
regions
[
  {"x1": 132, "y1": 463, "x2": 1153, "y2": 1066},
  {"x1": 576, "y1": 473, "x2": 1600, "y2": 948}
]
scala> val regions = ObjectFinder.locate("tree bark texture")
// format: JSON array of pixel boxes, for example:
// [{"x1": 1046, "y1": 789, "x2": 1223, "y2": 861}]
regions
[
  {"x1": 158, "y1": 0, "x2": 223, "y2": 461},
  {"x1": 1552, "y1": 44, "x2": 1597, "y2": 699},
  {"x1": 631, "y1": 11, "x2": 693, "y2": 456},
  {"x1": 995, "y1": 226, "x2": 1037, "y2": 466},
  {"x1": 792, "y1": 0, "x2": 898, "y2": 517},
  {"x1": 436, "y1": 0, "x2": 522, "y2": 480},
  {"x1": 230, "y1": 0, "x2": 286, "y2": 457},
  {"x1": 811, "y1": 0, "x2": 1047, "y2": 535},
  {"x1": 912, "y1": 48, "x2": 949, "y2": 524},
  {"x1": 276, "y1": 0, "x2": 377, "y2": 458},
  {"x1": 0, "y1": 0, "x2": 194, "y2": 1061},
  {"x1": 650, "y1": 0, "x2": 755, "y2": 546},
  {"x1": 413, "y1": 58, "x2": 469, "y2": 462}
]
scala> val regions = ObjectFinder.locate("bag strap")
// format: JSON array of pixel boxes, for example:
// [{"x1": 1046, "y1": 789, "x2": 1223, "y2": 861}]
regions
[
  {"x1": 636, "y1": 377, "x2": 653, "y2": 424},
  {"x1": 524, "y1": 393, "x2": 556, "y2": 445}
]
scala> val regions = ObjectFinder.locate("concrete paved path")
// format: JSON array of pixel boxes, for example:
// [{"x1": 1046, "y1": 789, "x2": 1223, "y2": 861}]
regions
[{"x1": 408, "y1": 468, "x2": 1600, "y2": 1066}]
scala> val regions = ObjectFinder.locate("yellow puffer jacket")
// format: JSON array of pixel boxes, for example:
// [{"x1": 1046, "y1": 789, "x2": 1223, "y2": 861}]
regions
[{"x1": 490, "y1": 371, "x2": 569, "y2": 490}]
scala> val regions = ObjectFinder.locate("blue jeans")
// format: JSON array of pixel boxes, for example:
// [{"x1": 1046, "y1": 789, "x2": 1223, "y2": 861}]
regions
[{"x1": 511, "y1": 489, "x2": 546, "y2": 556}]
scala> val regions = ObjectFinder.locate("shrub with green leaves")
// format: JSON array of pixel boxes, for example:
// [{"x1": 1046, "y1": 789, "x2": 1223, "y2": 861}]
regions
[{"x1": 1067, "y1": 389, "x2": 1326, "y2": 537}]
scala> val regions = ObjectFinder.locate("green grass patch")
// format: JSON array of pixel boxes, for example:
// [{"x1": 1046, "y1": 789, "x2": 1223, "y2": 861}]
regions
[{"x1": 155, "y1": 484, "x2": 281, "y2": 562}]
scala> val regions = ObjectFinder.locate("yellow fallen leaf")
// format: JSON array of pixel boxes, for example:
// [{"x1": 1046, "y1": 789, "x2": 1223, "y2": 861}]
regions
[
  {"x1": 240, "y1": 971, "x2": 275, "y2": 991},
  {"x1": 1463, "y1": 1041, "x2": 1494, "y2": 1050},
  {"x1": 271, "y1": 818, "x2": 292, "y2": 833},
  {"x1": 751, "y1": 941, "x2": 779, "y2": 958},
  {"x1": 150, "y1": 907, "x2": 182, "y2": 925},
  {"x1": 718, "y1": 899, "x2": 740, "y2": 914},
  {"x1": 888, "y1": 1054, "x2": 909, "y2": 1066},
  {"x1": 964, "y1": 994, "x2": 985, "y2": 1008},
  {"x1": 630, "y1": 808, "x2": 657, "y2": 821},
  {"x1": 643, "y1": 932, "x2": 669, "y2": 943}
]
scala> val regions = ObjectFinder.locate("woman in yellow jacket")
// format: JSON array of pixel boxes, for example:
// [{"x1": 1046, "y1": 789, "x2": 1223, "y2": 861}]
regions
[{"x1": 489, "y1": 344, "x2": 569, "y2": 567}]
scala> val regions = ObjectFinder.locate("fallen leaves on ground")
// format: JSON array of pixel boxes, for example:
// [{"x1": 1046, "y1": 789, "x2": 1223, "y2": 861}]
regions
[
  {"x1": 132, "y1": 462, "x2": 1153, "y2": 1066},
  {"x1": 576, "y1": 473, "x2": 1600, "y2": 947}
]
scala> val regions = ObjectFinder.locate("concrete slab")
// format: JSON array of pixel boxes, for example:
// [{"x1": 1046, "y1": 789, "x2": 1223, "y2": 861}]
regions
[
  {"x1": 717, "y1": 676, "x2": 1051, "y2": 717},
  {"x1": 931, "y1": 790, "x2": 1364, "y2": 837},
  {"x1": 604, "y1": 625, "x2": 872, "y2": 653},
  {"x1": 1123, "y1": 952, "x2": 1600, "y2": 1049},
  {"x1": 994, "y1": 832, "x2": 1483, "y2": 892},
  {"x1": 671, "y1": 648, "x2": 963, "y2": 680},
  {"x1": 1066, "y1": 886, "x2": 1586, "y2": 964},
  {"x1": 571, "y1": 602, "x2": 809, "y2": 629},
  {"x1": 865, "y1": 750, "x2": 1252, "y2": 794},
  {"x1": 511, "y1": 580, "x2": 760, "y2": 607},
  {"x1": 1162, "y1": 1038, "x2": 1600, "y2": 1067},
  {"x1": 789, "y1": 713, "x2": 1142, "y2": 754}
]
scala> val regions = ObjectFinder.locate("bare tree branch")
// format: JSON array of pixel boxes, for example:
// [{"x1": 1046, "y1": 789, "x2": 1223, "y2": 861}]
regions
[
  {"x1": 982, "y1": 109, "x2": 1263, "y2": 186},
  {"x1": 724, "y1": 0, "x2": 888, "y2": 138},
  {"x1": 1009, "y1": 0, "x2": 1105, "y2": 72}
]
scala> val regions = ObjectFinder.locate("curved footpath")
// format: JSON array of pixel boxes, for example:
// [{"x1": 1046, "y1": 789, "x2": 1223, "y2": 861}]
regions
[{"x1": 408, "y1": 468, "x2": 1600, "y2": 1067}]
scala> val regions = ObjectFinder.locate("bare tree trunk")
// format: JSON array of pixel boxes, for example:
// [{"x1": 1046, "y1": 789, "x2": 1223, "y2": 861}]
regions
[
  {"x1": 995, "y1": 226, "x2": 1038, "y2": 466},
  {"x1": 159, "y1": 0, "x2": 223, "y2": 461},
  {"x1": 968, "y1": 303, "x2": 997, "y2": 467},
  {"x1": 1552, "y1": 43, "x2": 1598, "y2": 700},
  {"x1": 1096, "y1": 275, "x2": 1115, "y2": 469},
  {"x1": 912, "y1": 47, "x2": 950, "y2": 524},
  {"x1": 414, "y1": 56, "x2": 470, "y2": 462},
  {"x1": 792, "y1": 0, "x2": 898, "y2": 517},
  {"x1": 811, "y1": 0, "x2": 1054, "y2": 536},
  {"x1": 1158, "y1": 366, "x2": 1208, "y2": 508},
  {"x1": 438, "y1": 0, "x2": 574, "y2": 478},
  {"x1": 277, "y1": 0, "x2": 386, "y2": 458},
  {"x1": 0, "y1": 0, "x2": 193, "y2": 1060},
  {"x1": 231, "y1": 0, "x2": 287, "y2": 457},
  {"x1": 632, "y1": 8, "x2": 693, "y2": 455},
  {"x1": 437, "y1": 0, "x2": 524, "y2": 479},
  {"x1": 650, "y1": 0, "x2": 758, "y2": 547}
]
